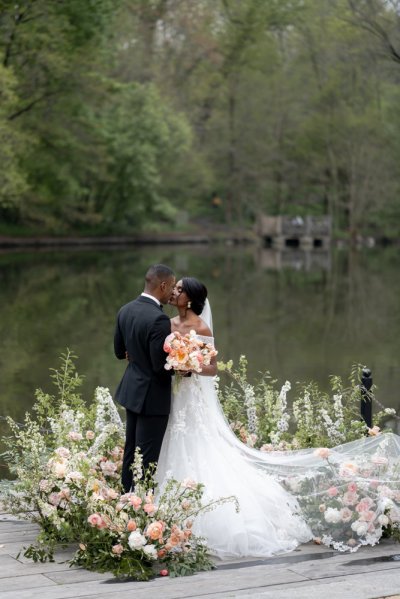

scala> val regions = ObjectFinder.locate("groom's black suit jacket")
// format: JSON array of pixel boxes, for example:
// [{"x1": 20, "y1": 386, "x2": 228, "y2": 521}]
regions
[{"x1": 114, "y1": 295, "x2": 172, "y2": 415}]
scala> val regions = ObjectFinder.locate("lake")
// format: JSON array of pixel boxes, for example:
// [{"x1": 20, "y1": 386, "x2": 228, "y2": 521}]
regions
[{"x1": 1, "y1": 243, "x2": 400, "y2": 476}]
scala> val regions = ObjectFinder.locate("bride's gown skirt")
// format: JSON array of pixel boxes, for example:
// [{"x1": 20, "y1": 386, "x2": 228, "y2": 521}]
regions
[{"x1": 156, "y1": 374, "x2": 312, "y2": 558}]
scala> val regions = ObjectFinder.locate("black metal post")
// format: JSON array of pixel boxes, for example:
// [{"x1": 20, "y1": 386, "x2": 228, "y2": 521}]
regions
[{"x1": 360, "y1": 367, "x2": 373, "y2": 428}]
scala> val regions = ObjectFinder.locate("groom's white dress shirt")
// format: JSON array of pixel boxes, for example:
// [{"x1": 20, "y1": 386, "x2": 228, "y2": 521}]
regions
[{"x1": 141, "y1": 292, "x2": 161, "y2": 306}]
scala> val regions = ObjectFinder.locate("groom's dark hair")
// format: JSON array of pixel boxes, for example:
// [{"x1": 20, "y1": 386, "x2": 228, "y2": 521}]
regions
[
  {"x1": 145, "y1": 264, "x2": 174, "y2": 290},
  {"x1": 182, "y1": 277, "x2": 207, "y2": 315}
]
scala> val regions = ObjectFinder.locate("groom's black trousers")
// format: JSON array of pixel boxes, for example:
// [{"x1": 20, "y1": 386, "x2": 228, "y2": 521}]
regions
[{"x1": 122, "y1": 409, "x2": 169, "y2": 493}]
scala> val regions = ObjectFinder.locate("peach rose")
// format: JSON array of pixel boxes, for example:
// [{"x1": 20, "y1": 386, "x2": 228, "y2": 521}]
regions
[
  {"x1": 146, "y1": 521, "x2": 165, "y2": 541},
  {"x1": 53, "y1": 461, "x2": 67, "y2": 479},
  {"x1": 112, "y1": 544, "x2": 124, "y2": 555},
  {"x1": 343, "y1": 491, "x2": 359, "y2": 506},
  {"x1": 368, "y1": 426, "x2": 381, "y2": 436},
  {"x1": 86, "y1": 430, "x2": 95, "y2": 440},
  {"x1": 127, "y1": 520, "x2": 137, "y2": 532},
  {"x1": 313, "y1": 448, "x2": 330, "y2": 459}
]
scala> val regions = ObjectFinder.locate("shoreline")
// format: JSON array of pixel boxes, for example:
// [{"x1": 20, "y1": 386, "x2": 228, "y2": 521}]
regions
[{"x1": 0, "y1": 232, "x2": 399, "y2": 249}]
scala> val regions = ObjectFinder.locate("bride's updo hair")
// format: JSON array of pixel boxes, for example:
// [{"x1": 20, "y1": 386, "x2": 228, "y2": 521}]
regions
[{"x1": 181, "y1": 277, "x2": 207, "y2": 315}]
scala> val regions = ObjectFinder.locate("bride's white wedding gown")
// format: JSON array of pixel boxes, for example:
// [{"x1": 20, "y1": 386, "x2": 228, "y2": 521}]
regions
[
  {"x1": 156, "y1": 334, "x2": 312, "y2": 558},
  {"x1": 156, "y1": 302, "x2": 400, "y2": 559}
]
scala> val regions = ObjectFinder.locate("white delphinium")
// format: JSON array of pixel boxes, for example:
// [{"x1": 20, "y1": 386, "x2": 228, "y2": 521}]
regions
[
  {"x1": 270, "y1": 381, "x2": 291, "y2": 445},
  {"x1": 88, "y1": 387, "x2": 124, "y2": 455},
  {"x1": 320, "y1": 408, "x2": 345, "y2": 444},
  {"x1": 243, "y1": 382, "x2": 258, "y2": 435},
  {"x1": 94, "y1": 387, "x2": 123, "y2": 432},
  {"x1": 293, "y1": 389, "x2": 314, "y2": 437}
]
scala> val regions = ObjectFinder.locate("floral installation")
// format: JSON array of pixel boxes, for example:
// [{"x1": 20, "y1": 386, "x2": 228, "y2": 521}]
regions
[
  {"x1": 217, "y1": 357, "x2": 396, "y2": 451},
  {"x1": 1, "y1": 351, "x2": 236, "y2": 580},
  {"x1": 281, "y1": 437, "x2": 400, "y2": 551},
  {"x1": 164, "y1": 330, "x2": 218, "y2": 373}
]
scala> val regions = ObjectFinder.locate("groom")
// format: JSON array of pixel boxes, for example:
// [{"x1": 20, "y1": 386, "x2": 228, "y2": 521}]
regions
[{"x1": 114, "y1": 264, "x2": 176, "y2": 492}]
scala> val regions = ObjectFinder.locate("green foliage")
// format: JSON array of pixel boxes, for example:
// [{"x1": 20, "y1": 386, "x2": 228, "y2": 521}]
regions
[
  {"x1": 218, "y1": 357, "x2": 391, "y2": 450},
  {"x1": 1, "y1": 0, "x2": 400, "y2": 234}
]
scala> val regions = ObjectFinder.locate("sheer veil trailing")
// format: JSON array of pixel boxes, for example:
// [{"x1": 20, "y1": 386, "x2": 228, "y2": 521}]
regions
[
  {"x1": 200, "y1": 298, "x2": 213, "y2": 333},
  {"x1": 157, "y1": 298, "x2": 400, "y2": 557}
]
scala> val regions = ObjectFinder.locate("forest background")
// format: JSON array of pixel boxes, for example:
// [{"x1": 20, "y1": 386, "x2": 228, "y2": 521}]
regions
[{"x1": 1, "y1": 0, "x2": 400, "y2": 239}]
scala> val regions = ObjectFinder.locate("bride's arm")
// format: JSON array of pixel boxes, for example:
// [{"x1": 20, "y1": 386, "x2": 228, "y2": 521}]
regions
[{"x1": 198, "y1": 355, "x2": 217, "y2": 377}]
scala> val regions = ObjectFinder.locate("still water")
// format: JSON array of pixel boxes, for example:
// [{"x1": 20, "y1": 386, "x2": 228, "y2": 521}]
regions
[{"x1": 1, "y1": 243, "x2": 399, "y2": 450}]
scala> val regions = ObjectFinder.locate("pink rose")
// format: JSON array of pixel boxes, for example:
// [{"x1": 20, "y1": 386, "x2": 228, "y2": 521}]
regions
[
  {"x1": 343, "y1": 492, "x2": 359, "y2": 506},
  {"x1": 55, "y1": 447, "x2": 71, "y2": 458},
  {"x1": 314, "y1": 448, "x2": 330, "y2": 459},
  {"x1": 327, "y1": 486, "x2": 339, "y2": 497},
  {"x1": 68, "y1": 431, "x2": 83, "y2": 441},
  {"x1": 359, "y1": 510, "x2": 376, "y2": 522},
  {"x1": 340, "y1": 507, "x2": 353, "y2": 523},
  {"x1": 180, "y1": 478, "x2": 198, "y2": 490},
  {"x1": 356, "y1": 498, "x2": 374, "y2": 513},
  {"x1": 112, "y1": 544, "x2": 124, "y2": 555},
  {"x1": 347, "y1": 482, "x2": 358, "y2": 493},
  {"x1": 339, "y1": 462, "x2": 359, "y2": 477},
  {"x1": 129, "y1": 495, "x2": 142, "y2": 510},
  {"x1": 106, "y1": 488, "x2": 119, "y2": 500},
  {"x1": 100, "y1": 460, "x2": 118, "y2": 477},
  {"x1": 87, "y1": 513, "x2": 107, "y2": 529},
  {"x1": 144, "y1": 503, "x2": 157, "y2": 515},
  {"x1": 48, "y1": 492, "x2": 61, "y2": 506}
]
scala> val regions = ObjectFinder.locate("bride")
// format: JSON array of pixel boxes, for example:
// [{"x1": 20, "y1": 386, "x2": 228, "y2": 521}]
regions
[
  {"x1": 156, "y1": 277, "x2": 400, "y2": 559},
  {"x1": 157, "y1": 277, "x2": 312, "y2": 558}
]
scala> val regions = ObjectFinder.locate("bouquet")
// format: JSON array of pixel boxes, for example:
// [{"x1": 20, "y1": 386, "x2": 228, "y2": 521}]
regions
[{"x1": 163, "y1": 330, "x2": 218, "y2": 373}]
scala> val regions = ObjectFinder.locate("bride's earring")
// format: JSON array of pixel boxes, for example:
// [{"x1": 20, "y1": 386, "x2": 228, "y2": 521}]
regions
[{"x1": 187, "y1": 301, "x2": 191, "y2": 309}]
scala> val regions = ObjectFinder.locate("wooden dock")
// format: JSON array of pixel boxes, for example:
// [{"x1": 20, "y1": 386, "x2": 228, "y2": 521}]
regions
[{"x1": 1, "y1": 509, "x2": 400, "y2": 598}]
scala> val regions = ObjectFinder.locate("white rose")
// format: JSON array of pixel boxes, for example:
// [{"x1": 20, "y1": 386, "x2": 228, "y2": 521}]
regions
[
  {"x1": 351, "y1": 520, "x2": 368, "y2": 536},
  {"x1": 378, "y1": 514, "x2": 389, "y2": 526},
  {"x1": 128, "y1": 530, "x2": 146, "y2": 549},
  {"x1": 324, "y1": 508, "x2": 341, "y2": 523},
  {"x1": 143, "y1": 544, "x2": 157, "y2": 560}
]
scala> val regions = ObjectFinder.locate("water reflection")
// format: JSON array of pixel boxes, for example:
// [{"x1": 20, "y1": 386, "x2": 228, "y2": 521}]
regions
[
  {"x1": 0, "y1": 244, "x2": 399, "y2": 431},
  {"x1": 256, "y1": 248, "x2": 331, "y2": 272}
]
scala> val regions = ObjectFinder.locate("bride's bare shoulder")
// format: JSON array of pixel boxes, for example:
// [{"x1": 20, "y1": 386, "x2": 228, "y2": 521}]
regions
[
  {"x1": 195, "y1": 319, "x2": 213, "y2": 337},
  {"x1": 170, "y1": 316, "x2": 179, "y2": 331}
]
